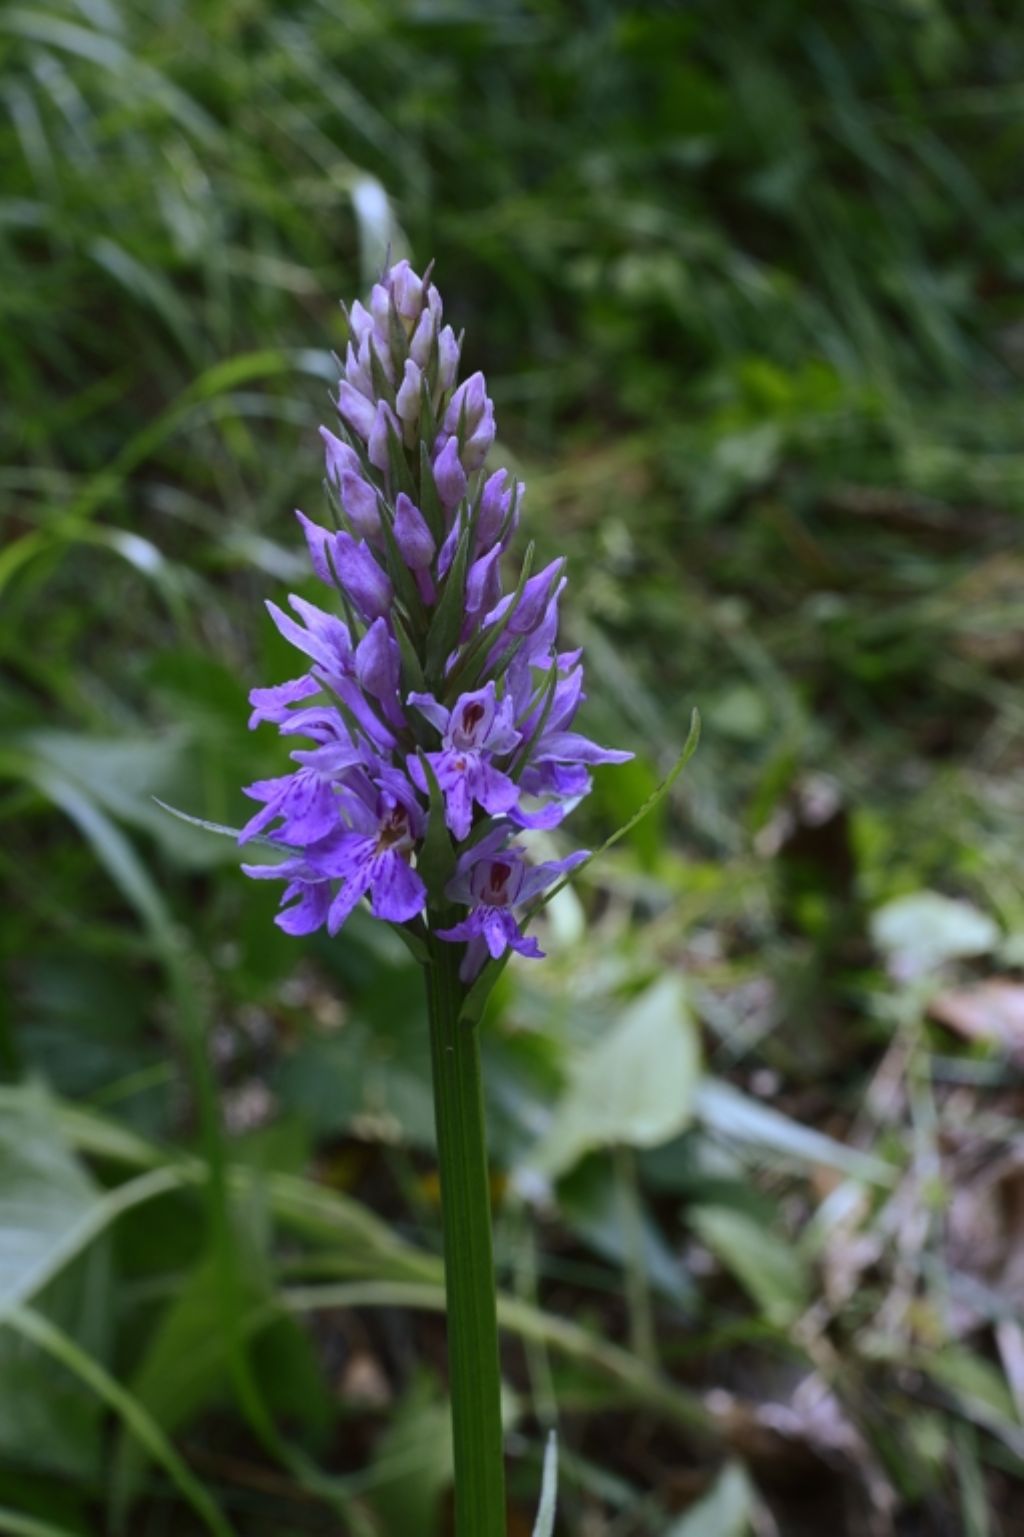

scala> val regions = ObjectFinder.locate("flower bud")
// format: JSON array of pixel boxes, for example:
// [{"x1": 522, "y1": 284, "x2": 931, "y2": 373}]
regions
[
  {"x1": 320, "y1": 426, "x2": 361, "y2": 488},
  {"x1": 295, "y1": 510, "x2": 335, "y2": 586},
  {"x1": 437, "y1": 325, "x2": 459, "y2": 392},
  {"x1": 332, "y1": 532, "x2": 393, "y2": 620},
  {"x1": 367, "y1": 400, "x2": 400, "y2": 473},
  {"x1": 339, "y1": 470, "x2": 381, "y2": 541},
  {"x1": 462, "y1": 402, "x2": 495, "y2": 472},
  {"x1": 409, "y1": 309, "x2": 435, "y2": 369},
  {"x1": 346, "y1": 299, "x2": 375, "y2": 347},
  {"x1": 338, "y1": 380, "x2": 376, "y2": 441},
  {"x1": 465, "y1": 545, "x2": 502, "y2": 618},
  {"x1": 355, "y1": 616, "x2": 401, "y2": 708},
  {"x1": 477, "y1": 469, "x2": 515, "y2": 550},
  {"x1": 444, "y1": 371, "x2": 488, "y2": 436},
  {"x1": 393, "y1": 493, "x2": 436, "y2": 570},
  {"x1": 432, "y1": 436, "x2": 468, "y2": 512},
  {"x1": 391, "y1": 259, "x2": 424, "y2": 324},
  {"x1": 396, "y1": 358, "x2": 423, "y2": 432}
]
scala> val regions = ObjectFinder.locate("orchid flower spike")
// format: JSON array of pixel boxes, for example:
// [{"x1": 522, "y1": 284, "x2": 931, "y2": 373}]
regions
[{"x1": 241, "y1": 258, "x2": 632, "y2": 977}]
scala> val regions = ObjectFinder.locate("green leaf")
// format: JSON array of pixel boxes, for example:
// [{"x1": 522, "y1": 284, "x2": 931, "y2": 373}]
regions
[
  {"x1": 532, "y1": 976, "x2": 701, "y2": 1178},
  {"x1": 689, "y1": 1205, "x2": 808, "y2": 1327},
  {"x1": 152, "y1": 798, "x2": 245, "y2": 840},
  {"x1": 871, "y1": 891, "x2": 999, "y2": 978},
  {"x1": 20, "y1": 764, "x2": 175, "y2": 950},
  {"x1": 369, "y1": 1374, "x2": 453, "y2": 1537},
  {"x1": 0, "y1": 1087, "x2": 110, "y2": 1478},
  {"x1": 152, "y1": 796, "x2": 281, "y2": 852},
  {"x1": 694, "y1": 1080, "x2": 895, "y2": 1186},
  {"x1": 0, "y1": 1509, "x2": 85, "y2": 1537},
  {"x1": 663, "y1": 1462, "x2": 754, "y2": 1537},
  {"x1": 0, "y1": 1086, "x2": 438, "y2": 1286},
  {"x1": 0, "y1": 1086, "x2": 102, "y2": 1314},
  {"x1": 109, "y1": 1249, "x2": 289, "y2": 1524},
  {"x1": 6, "y1": 1307, "x2": 235, "y2": 1537},
  {"x1": 387, "y1": 919, "x2": 431, "y2": 964},
  {"x1": 275, "y1": 1021, "x2": 435, "y2": 1148},
  {"x1": 392, "y1": 610, "x2": 428, "y2": 696},
  {"x1": 558, "y1": 1155, "x2": 694, "y2": 1307},
  {"x1": 531, "y1": 1432, "x2": 558, "y2": 1537},
  {"x1": 15, "y1": 730, "x2": 217, "y2": 867},
  {"x1": 921, "y1": 1345, "x2": 1019, "y2": 1427}
]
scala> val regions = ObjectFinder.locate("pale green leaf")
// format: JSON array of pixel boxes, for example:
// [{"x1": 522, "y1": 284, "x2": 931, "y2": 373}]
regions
[
  {"x1": 690, "y1": 1206, "x2": 808, "y2": 1327},
  {"x1": 871, "y1": 891, "x2": 999, "y2": 978},
  {"x1": 369, "y1": 1375, "x2": 453, "y2": 1537},
  {"x1": 0, "y1": 1086, "x2": 99, "y2": 1314},
  {"x1": 532, "y1": 975, "x2": 701, "y2": 1178},
  {"x1": 695, "y1": 1079, "x2": 894, "y2": 1186},
  {"x1": 664, "y1": 1462, "x2": 753, "y2": 1537}
]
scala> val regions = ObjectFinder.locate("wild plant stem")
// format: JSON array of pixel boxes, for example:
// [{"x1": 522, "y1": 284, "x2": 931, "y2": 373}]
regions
[{"x1": 426, "y1": 937, "x2": 507, "y2": 1537}]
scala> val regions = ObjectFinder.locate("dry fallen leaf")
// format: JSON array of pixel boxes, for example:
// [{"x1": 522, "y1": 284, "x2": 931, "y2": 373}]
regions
[{"x1": 929, "y1": 979, "x2": 1024, "y2": 1061}]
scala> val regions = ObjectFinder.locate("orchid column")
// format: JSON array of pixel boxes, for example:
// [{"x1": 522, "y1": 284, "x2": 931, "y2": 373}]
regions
[{"x1": 240, "y1": 260, "x2": 631, "y2": 1535}]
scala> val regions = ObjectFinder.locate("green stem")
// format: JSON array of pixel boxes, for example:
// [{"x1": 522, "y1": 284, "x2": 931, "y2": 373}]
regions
[{"x1": 426, "y1": 937, "x2": 507, "y2": 1537}]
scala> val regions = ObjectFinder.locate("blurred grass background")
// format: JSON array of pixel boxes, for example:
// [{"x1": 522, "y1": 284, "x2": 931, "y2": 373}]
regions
[{"x1": 3, "y1": 2, "x2": 1024, "y2": 1533}]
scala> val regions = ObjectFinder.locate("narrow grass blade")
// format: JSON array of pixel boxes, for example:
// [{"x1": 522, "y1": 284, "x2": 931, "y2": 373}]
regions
[
  {"x1": 532, "y1": 1431, "x2": 559, "y2": 1537},
  {"x1": 4, "y1": 1307, "x2": 236, "y2": 1537}
]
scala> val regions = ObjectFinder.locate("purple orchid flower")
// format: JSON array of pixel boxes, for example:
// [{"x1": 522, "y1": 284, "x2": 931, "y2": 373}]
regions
[
  {"x1": 306, "y1": 773, "x2": 427, "y2": 934},
  {"x1": 437, "y1": 831, "x2": 589, "y2": 980},
  {"x1": 506, "y1": 652, "x2": 634, "y2": 828},
  {"x1": 248, "y1": 674, "x2": 321, "y2": 730},
  {"x1": 241, "y1": 851, "x2": 333, "y2": 936},
  {"x1": 264, "y1": 595, "x2": 399, "y2": 752},
  {"x1": 408, "y1": 682, "x2": 522, "y2": 840}
]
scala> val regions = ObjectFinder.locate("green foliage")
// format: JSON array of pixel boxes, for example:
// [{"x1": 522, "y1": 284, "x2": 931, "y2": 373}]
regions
[
  {"x1": 4, "y1": 0, "x2": 1024, "y2": 1531},
  {"x1": 531, "y1": 975, "x2": 701, "y2": 1178}
]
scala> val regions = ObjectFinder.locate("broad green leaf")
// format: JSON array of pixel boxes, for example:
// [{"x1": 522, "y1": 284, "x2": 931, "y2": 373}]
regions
[
  {"x1": 532, "y1": 975, "x2": 701, "y2": 1178},
  {"x1": 664, "y1": 1462, "x2": 754, "y2": 1537},
  {"x1": 274, "y1": 966, "x2": 434, "y2": 1146},
  {"x1": 689, "y1": 1205, "x2": 808, "y2": 1327}
]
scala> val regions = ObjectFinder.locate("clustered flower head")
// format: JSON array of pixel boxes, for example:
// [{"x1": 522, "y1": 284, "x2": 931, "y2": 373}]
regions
[{"x1": 242, "y1": 259, "x2": 631, "y2": 981}]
